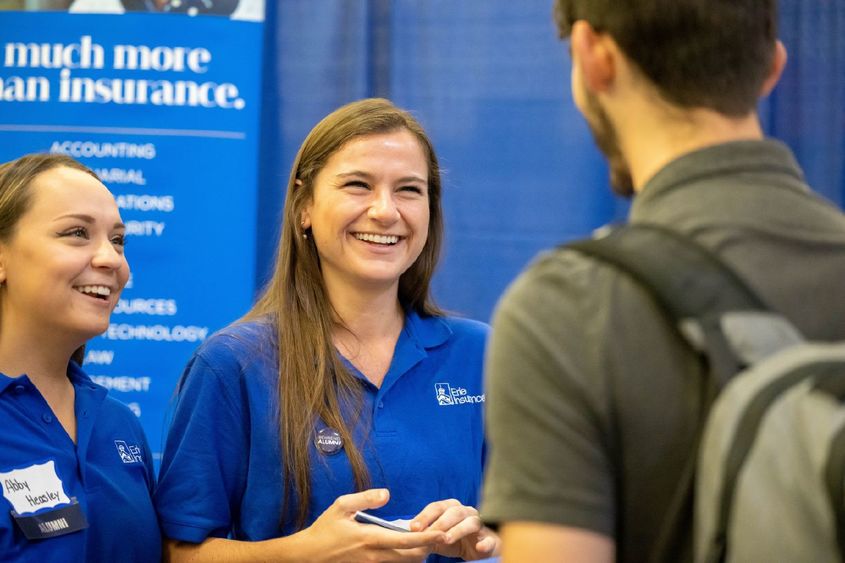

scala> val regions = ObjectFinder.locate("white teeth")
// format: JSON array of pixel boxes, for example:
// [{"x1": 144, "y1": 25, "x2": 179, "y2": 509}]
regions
[
  {"x1": 354, "y1": 233, "x2": 399, "y2": 245},
  {"x1": 76, "y1": 285, "x2": 111, "y2": 297}
]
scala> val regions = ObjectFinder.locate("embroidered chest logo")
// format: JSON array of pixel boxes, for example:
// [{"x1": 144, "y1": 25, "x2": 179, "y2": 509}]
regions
[
  {"x1": 114, "y1": 440, "x2": 143, "y2": 464},
  {"x1": 434, "y1": 382, "x2": 485, "y2": 406}
]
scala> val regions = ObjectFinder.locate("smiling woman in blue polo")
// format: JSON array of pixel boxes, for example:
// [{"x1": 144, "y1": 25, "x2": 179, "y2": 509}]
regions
[
  {"x1": 0, "y1": 153, "x2": 159, "y2": 562},
  {"x1": 155, "y1": 98, "x2": 500, "y2": 562}
]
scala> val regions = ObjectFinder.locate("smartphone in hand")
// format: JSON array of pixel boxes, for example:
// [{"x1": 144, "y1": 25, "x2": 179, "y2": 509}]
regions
[{"x1": 354, "y1": 511, "x2": 411, "y2": 533}]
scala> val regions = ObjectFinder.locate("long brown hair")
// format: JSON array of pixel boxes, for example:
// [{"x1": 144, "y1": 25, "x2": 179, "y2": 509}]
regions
[
  {"x1": 0, "y1": 153, "x2": 101, "y2": 366},
  {"x1": 245, "y1": 98, "x2": 445, "y2": 530}
]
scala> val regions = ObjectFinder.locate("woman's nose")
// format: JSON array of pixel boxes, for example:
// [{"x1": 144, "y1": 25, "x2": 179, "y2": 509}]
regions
[{"x1": 368, "y1": 189, "x2": 400, "y2": 223}]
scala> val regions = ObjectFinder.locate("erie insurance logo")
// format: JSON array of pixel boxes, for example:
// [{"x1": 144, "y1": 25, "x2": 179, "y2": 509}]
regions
[
  {"x1": 114, "y1": 440, "x2": 143, "y2": 464},
  {"x1": 435, "y1": 382, "x2": 484, "y2": 406}
]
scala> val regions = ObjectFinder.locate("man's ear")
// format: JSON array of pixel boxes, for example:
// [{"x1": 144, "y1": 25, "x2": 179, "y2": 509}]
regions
[
  {"x1": 570, "y1": 20, "x2": 616, "y2": 93},
  {"x1": 760, "y1": 40, "x2": 787, "y2": 97}
]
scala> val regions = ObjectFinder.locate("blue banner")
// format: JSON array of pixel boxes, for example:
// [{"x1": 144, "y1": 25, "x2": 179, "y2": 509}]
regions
[{"x1": 0, "y1": 9, "x2": 265, "y2": 460}]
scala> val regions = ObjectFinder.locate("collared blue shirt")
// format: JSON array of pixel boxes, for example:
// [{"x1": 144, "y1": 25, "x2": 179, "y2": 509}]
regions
[
  {"x1": 155, "y1": 310, "x2": 488, "y2": 563},
  {"x1": 0, "y1": 362, "x2": 160, "y2": 562}
]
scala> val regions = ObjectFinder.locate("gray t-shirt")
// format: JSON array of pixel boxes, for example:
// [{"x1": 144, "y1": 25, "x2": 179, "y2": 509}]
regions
[{"x1": 481, "y1": 140, "x2": 845, "y2": 562}]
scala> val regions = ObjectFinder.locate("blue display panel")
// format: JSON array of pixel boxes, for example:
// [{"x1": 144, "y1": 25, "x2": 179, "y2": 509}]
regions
[{"x1": 0, "y1": 10, "x2": 264, "y2": 459}]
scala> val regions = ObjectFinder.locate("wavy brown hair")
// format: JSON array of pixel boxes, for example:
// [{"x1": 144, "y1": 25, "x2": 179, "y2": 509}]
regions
[
  {"x1": 244, "y1": 98, "x2": 445, "y2": 529},
  {"x1": 0, "y1": 153, "x2": 100, "y2": 366}
]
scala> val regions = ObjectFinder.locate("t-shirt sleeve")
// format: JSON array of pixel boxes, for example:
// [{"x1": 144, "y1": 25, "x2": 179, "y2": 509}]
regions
[
  {"x1": 154, "y1": 344, "x2": 250, "y2": 543},
  {"x1": 481, "y1": 250, "x2": 616, "y2": 537}
]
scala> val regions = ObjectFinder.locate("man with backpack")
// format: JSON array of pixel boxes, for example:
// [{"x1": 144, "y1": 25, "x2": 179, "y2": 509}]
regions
[{"x1": 480, "y1": 1, "x2": 845, "y2": 562}]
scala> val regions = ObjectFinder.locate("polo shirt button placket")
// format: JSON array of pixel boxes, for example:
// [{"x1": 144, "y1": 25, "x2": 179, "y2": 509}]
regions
[{"x1": 42, "y1": 412, "x2": 53, "y2": 424}]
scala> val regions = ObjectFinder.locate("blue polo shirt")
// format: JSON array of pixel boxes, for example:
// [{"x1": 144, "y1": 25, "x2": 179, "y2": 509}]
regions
[
  {"x1": 155, "y1": 311, "x2": 488, "y2": 562},
  {"x1": 0, "y1": 362, "x2": 160, "y2": 562}
]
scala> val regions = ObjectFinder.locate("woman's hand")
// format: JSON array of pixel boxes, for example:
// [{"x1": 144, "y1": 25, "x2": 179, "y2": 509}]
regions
[
  {"x1": 410, "y1": 499, "x2": 501, "y2": 560},
  {"x1": 302, "y1": 488, "x2": 446, "y2": 563}
]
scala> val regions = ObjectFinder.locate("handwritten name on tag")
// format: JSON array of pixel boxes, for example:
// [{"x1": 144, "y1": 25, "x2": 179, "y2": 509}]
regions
[{"x1": 0, "y1": 461, "x2": 70, "y2": 515}]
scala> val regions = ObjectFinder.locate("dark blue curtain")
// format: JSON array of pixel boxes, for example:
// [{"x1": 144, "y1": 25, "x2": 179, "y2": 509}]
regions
[
  {"x1": 762, "y1": 0, "x2": 845, "y2": 208},
  {"x1": 257, "y1": 0, "x2": 845, "y2": 322}
]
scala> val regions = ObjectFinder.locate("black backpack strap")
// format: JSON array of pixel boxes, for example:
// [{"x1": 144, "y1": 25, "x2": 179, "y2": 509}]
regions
[
  {"x1": 568, "y1": 223, "x2": 768, "y2": 386},
  {"x1": 566, "y1": 223, "x2": 768, "y2": 563}
]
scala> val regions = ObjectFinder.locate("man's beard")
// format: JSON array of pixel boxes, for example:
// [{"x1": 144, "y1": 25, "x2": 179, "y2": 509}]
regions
[{"x1": 583, "y1": 89, "x2": 635, "y2": 197}]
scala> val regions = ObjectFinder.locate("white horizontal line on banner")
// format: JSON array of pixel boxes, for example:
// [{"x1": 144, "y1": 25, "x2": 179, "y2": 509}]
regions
[{"x1": 0, "y1": 124, "x2": 246, "y2": 140}]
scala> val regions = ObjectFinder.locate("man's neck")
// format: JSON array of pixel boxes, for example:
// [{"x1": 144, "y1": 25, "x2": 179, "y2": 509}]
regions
[{"x1": 614, "y1": 95, "x2": 765, "y2": 193}]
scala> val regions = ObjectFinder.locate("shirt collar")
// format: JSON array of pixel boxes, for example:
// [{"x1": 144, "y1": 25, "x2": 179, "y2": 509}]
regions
[
  {"x1": 67, "y1": 360, "x2": 104, "y2": 393},
  {"x1": 403, "y1": 309, "x2": 452, "y2": 350},
  {"x1": 0, "y1": 361, "x2": 104, "y2": 396},
  {"x1": 631, "y1": 139, "x2": 806, "y2": 220},
  {"x1": 338, "y1": 309, "x2": 452, "y2": 390},
  {"x1": 0, "y1": 372, "x2": 18, "y2": 395}
]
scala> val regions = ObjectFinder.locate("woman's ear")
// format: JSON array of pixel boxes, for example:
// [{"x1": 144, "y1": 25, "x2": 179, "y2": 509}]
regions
[
  {"x1": 296, "y1": 179, "x2": 312, "y2": 230},
  {"x1": 0, "y1": 246, "x2": 7, "y2": 286}
]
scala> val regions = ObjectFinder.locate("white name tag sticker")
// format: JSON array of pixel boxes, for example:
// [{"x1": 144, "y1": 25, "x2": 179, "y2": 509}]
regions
[{"x1": 0, "y1": 461, "x2": 70, "y2": 515}]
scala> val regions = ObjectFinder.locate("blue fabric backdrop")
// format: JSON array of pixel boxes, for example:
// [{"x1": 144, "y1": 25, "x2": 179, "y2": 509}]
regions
[{"x1": 256, "y1": 0, "x2": 845, "y2": 323}]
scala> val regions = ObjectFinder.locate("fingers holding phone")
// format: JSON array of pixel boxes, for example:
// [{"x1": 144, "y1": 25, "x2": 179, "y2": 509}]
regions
[
  {"x1": 303, "y1": 489, "x2": 445, "y2": 562},
  {"x1": 410, "y1": 498, "x2": 501, "y2": 560}
]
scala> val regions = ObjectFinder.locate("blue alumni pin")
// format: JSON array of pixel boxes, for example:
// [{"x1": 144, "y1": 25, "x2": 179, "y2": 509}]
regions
[{"x1": 315, "y1": 427, "x2": 343, "y2": 455}]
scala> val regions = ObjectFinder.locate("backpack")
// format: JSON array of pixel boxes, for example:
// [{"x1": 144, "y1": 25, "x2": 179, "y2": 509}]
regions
[{"x1": 568, "y1": 223, "x2": 845, "y2": 563}]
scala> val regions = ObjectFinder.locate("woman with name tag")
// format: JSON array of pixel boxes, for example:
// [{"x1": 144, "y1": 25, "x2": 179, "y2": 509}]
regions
[
  {"x1": 0, "y1": 154, "x2": 160, "y2": 561},
  {"x1": 155, "y1": 98, "x2": 500, "y2": 562}
]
